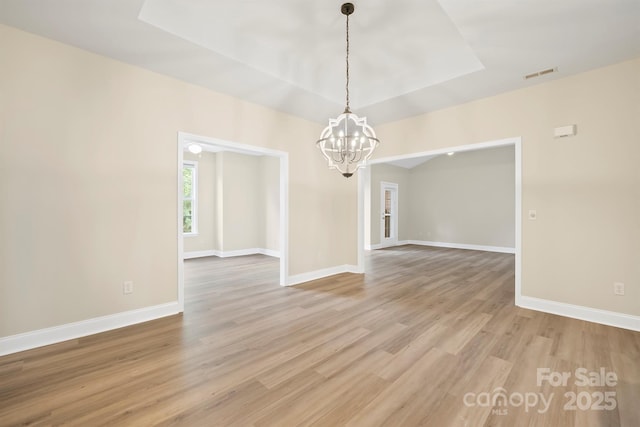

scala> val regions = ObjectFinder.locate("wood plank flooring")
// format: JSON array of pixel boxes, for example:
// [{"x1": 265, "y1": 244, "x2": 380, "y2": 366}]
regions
[{"x1": 1, "y1": 245, "x2": 639, "y2": 426}]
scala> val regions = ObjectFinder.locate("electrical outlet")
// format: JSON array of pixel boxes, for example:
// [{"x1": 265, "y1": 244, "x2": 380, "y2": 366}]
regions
[
  {"x1": 613, "y1": 282, "x2": 625, "y2": 296},
  {"x1": 123, "y1": 281, "x2": 134, "y2": 295}
]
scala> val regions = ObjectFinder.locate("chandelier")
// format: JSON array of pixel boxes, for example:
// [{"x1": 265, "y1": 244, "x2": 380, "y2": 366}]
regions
[{"x1": 316, "y1": 2, "x2": 380, "y2": 178}]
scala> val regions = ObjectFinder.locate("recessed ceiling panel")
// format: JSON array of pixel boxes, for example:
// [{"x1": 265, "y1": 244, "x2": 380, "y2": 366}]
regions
[{"x1": 138, "y1": 0, "x2": 485, "y2": 108}]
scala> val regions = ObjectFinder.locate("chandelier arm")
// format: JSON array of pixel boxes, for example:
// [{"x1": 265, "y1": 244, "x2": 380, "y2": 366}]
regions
[
  {"x1": 352, "y1": 147, "x2": 363, "y2": 163},
  {"x1": 340, "y1": 148, "x2": 347, "y2": 163}
]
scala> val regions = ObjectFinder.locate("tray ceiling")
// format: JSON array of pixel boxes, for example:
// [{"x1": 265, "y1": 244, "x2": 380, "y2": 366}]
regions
[{"x1": 0, "y1": 0, "x2": 638, "y2": 124}]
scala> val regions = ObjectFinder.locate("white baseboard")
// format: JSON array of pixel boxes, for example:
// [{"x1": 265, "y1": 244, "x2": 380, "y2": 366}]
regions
[
  {"x1": 256, "y1": 248, "x2": 281, "y2": 258},
  {"x1": 184, "y1": 248, "x2": 280, "y2": 259},
  {"x1": 518, "y1": 296, "x2": 640, "y2": 332},
  {"x1": 286, "y1": 264, "x2": 362, "y2": 286},
  {"x1": 366, "y1": 240, "x2": 514, "y2": 254},
  {"x1": 183, "y1": 250, "x2": 218, "y2": 259},
  {"x1": 406, "y1": 240, "x2": 516, "y2": 254},
  {"x1": 0, "y1": 302, "x2": 181, "y2": 357},
  {"x1": 345, "y1": 264, "x2": 363, "y2": 274},
  {"x1": 219, "y1": 248, "x2": 281, "y2": 258},
  {"x1": 367, "y1": 240, "x2": 409, "y2": 250}
]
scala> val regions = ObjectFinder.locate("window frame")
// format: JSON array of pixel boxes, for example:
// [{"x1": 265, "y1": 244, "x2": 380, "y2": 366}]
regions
[{"x1": 182, "y1": 160, "x2": 198, "y2": 236}]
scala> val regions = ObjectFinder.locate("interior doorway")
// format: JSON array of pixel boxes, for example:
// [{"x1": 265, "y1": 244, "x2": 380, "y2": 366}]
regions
[
  {"x1": 177, "y1": 132, "x2": 289, "y2": 312},
  {"x1": 358, "y1": 136, "x2": 522, "y2": 304}
]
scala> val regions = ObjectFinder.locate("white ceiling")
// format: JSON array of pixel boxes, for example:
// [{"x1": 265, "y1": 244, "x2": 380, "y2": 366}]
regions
[
  {"x1": 387, "y1": 155, "x2": 438, "y2": 170},
  {"x1": 1, "y1": 0, "x2": 639, "y2": 125},
  {"x1": 138, "y1": 0, "x2": 485, "y2": 108}
]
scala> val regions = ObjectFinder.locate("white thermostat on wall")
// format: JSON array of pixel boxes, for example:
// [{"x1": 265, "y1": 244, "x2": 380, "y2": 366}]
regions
[{"x1": 554, "y1": 124, "x2": 577, "y2": 138}]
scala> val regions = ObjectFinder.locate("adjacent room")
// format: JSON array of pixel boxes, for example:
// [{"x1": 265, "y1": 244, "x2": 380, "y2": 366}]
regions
[
  {"x1": 1, "y1": 0, "x2": 639, "y2": 425},
  {"x1": 181, "y1": 143, "x2": 282, "y2": 284},
  {"x1": 366, "y1": 145, "x2": 516, "y2": 254}
]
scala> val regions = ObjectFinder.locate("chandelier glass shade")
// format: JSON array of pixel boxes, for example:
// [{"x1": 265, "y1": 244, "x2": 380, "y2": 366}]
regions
[{"x1": 316, "y1": 3, "x2": 379, "y2": 178}]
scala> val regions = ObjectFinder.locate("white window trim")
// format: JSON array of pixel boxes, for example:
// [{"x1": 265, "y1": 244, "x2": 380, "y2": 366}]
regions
[{"x1": 183, "y1": 160, "x2": 198, "y2": 236}]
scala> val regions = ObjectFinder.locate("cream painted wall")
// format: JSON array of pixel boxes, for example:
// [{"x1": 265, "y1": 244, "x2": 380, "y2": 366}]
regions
[
  {"x1": 183, "y1": 152, "x2": 216, "y2": 253},
  {"x1": 259, "y1": 155, "x2": 280, "y2": 252},
  {"x1": 215, "y1": 154, "x2": 225, "y2": 253},
  {"x1": 369, "y1": 164, "x2": 411, "y2": 245},
  {"x1": 407, "y1": 146, "x2": 515, "y2": 248},
  {"x1": 0, "y1": 25, "x2": 354, "y2": 337},
  {"x1": 374, "y1": 58, "x2": 640, "y2": 317},
  {"x1": 219, "y1": 152, "x2": 260, "y2": 252}
]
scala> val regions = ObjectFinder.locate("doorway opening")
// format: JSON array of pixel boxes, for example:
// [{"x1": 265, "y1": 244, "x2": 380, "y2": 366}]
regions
[
  {"x1": 358, "y1": 137, "x2": 522, "y2": 304},
  {"x1": 177, "y1": 132, "x2": 289, "y2": 312}
]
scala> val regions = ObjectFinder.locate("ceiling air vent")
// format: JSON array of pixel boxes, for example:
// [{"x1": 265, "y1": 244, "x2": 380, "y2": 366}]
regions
[{"x1": 524, "y1": 67, "x2": 558, "y2": 80}]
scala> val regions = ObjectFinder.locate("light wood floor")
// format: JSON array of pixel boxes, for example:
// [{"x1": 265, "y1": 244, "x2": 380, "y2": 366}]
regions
[{"x1": 1, "y1": 245, "x2": 639, "y2": 426}]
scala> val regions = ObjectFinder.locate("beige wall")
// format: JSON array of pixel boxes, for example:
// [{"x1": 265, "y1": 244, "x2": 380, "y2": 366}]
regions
[
  {"x1": 219, "y1": 152, "x2": 260, "y2": 252},
  {"x1": 375, "y1": 58, "x2": 640, "y2": 316},
  {"x1": 407, "y1": 145, "x2": 515, "y2": 248},
  {"x1": 369, "y1": 164, "x2": 411, "y2": 245},
  {"x1": 259, "y1": 155, "x2": 280, "y2": 252},
  {"x1": 183, "y1": 152, "x2": 216, "y2": 253},
  {"x1": 0, "y1": 25, "x2": 354, "y2": 337}
]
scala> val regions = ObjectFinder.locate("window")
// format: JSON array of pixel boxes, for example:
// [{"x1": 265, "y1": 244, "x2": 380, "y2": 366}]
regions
[{"x1": 183, "y1": 161, "x2": 197, "y2": 235}]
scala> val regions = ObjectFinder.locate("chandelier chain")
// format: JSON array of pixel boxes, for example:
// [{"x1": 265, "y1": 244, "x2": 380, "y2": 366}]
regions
[{"x1": 345, "y1": 12, "x2": 350, "y2": 113}]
